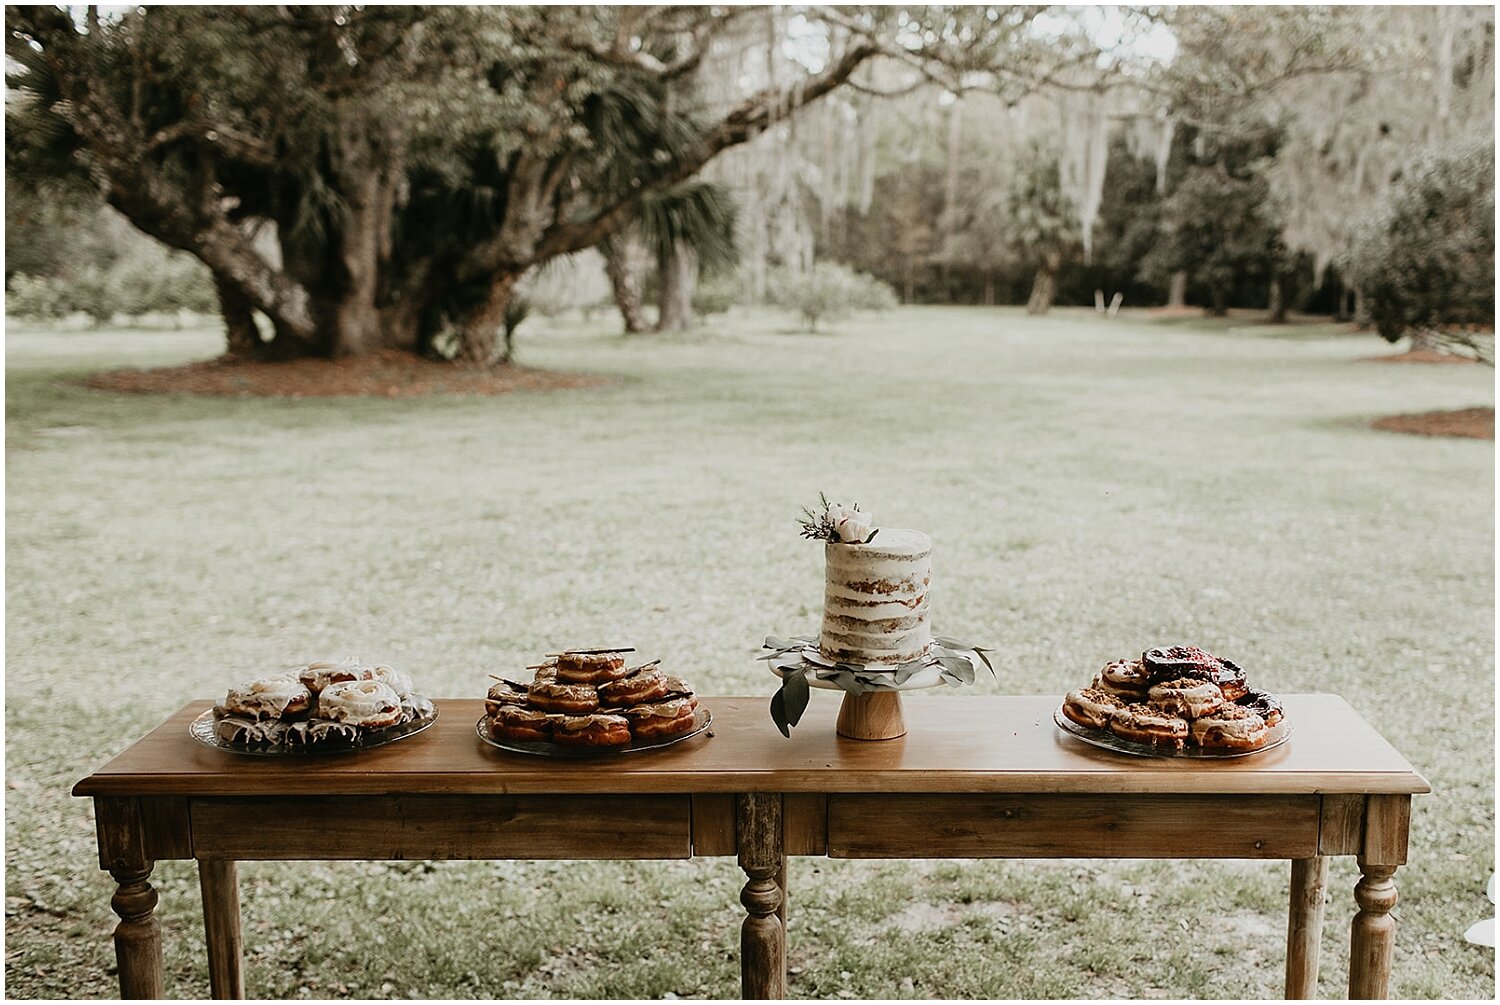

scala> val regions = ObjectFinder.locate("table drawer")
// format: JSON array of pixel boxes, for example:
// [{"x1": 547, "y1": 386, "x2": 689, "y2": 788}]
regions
[
  {"x1": 828, "y1": 794, "x2": 1320, "y2": 859},
  {"x1": 191, "y1": 795, "x2": 692, "y2": 860}
]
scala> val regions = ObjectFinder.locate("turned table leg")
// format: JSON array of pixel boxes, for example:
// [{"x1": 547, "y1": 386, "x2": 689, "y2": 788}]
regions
[
  {"x1": 198, "y1": 859, "x2": 245, "y2": 999},
  {"x1": 1348, "y1": 795, "x2": 1410, "y2": 999},
  {"x1": 108, "y1": 861, "x2": 163, "y2": 999},
  {"x1": 96, "y1": 798, "x2": 166, "y2": 999},
  {"x1": 1284, "y1": 856, "x2": 1328, "y2": 998},
  {"x1": 737, "y1": 793, "x2": 786, "y2": 1000}
]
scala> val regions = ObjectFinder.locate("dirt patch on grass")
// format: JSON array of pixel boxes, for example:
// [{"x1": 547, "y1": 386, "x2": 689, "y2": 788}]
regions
[
  {"x1": 1372, "y1": 407, "x2": 1494, "y2": 440},
  {"x1": 1360, "y1": 349, "x2": 1484, "y2": 365},
  {"x1": 82, "y1": 350, "x2": 611, "y2": 398}
]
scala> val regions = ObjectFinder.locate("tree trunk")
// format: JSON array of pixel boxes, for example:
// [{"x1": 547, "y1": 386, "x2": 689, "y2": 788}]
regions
[
  {"x1": 1027, "y1": 253, "x2": 1061, "y2": 315},
  {"x1": 1209, "y1": 286, "x2": 1228, "y2": 317},
  {"x1": 656, "y1": 240, "x2": 699, "y2": 333},
  {"x1": 600, "y1": 234, "x2": 648, "y2": 334},
  {"x1": 1268, "y1": 275, "x2": 1287, "y2": 323},
  {"x1": 214, "y1": 273, "x2": 264, "y2": 359},
  {"x1": 1167, "y1": 270, "x2": 1188, "y2": 308},
  {"x1": 1352, "y1": 287, "x2": 1369, "y2": 328},
  {"x1": 455, "y1": 275, "x2": 517, "y2": 365}
]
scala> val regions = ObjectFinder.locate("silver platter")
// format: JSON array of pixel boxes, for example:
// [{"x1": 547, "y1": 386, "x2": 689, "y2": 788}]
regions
[
  {"x1": 477, "y1": 707, "x2": 713, "y2": 758},
  {"x1": 189, "y1": 699, "x2": 438, "y2": 756},
  {"x1": 1053, "y1": 707, "x2": 1292, "y2": 759}
]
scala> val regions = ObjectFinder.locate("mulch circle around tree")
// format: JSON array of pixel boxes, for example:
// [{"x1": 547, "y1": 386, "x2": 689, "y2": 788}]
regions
[
  {"x1": 82, "y1": 351, "x2": 612, "y2": 398},
  {"x1": 1371, "y1": 407, "x2": 1494, "y2": 440},
  {"x1": 1359, "y1": 349, "x2": 1484, "y2": 365}
]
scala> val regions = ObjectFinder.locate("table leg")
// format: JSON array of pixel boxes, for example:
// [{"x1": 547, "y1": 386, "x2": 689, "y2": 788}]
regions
[
  {"x1": 198, "y1": 859, "x2": 245, "y2": 999},
  {"x1": 1348, "y1": 794, "x2": 1410, "y2": 1000},
  {"x1": 108, "y1": 861, "x2": 163, "y2": 999},
  {"x1": 737, "y1": 793, "x2": 786, "y2": 1000},
  {"x1": 1348, "y1": 860, "x2": 1399, "y2": 999},
  {"x1": 1284, "y1": 856, "x2": 1328, "y2": 998},
  {"x1": 96, "y1": 797, "x2": 165, "y2": 1000}
]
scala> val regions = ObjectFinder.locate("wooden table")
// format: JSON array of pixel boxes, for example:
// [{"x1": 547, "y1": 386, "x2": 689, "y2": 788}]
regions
[{"x1": 73, "y1": 694, "x2": 1427, "y2": 1000}]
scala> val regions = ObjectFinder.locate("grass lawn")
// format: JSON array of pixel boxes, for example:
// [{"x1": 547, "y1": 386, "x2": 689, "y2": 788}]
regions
[{"x1": 5, "y1": 306, "x2": 1494, "y2": 999}]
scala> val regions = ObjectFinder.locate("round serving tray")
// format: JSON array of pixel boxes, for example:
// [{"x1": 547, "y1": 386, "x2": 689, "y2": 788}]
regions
[
  {"x1": 476, "y1": 707, "x2": 713, "y2": 758},
  {"x1": 1053, "y1": 707, "x2": 1292, "y2": 760},
  {"x1": 190, "y1": 700, "x2": 438, "y2": 756}
]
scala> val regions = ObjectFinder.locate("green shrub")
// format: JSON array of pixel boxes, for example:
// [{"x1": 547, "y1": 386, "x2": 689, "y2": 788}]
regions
[
  {"x1": 766, "y1": 262, "x2": 897, "y2": 332},
  {"x1": 1343, "y1": 141, "x2": 1495, "y2": 343},
  {"x1": 5, "y1": 273, "x2": 66, "y2": 319},
  {"x1": 5, "y1": 245, "x2": 215, "y2": 323},
  {"x1": 691, "y1": 272, "x2": 742, "y2": 316}
]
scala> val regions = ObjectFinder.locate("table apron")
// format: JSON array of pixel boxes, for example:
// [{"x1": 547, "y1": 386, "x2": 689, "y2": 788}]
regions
[
  {"x1": 826, "y1": 793, "x2": 1322, "y2": 859},
  {"x1": 189, "y1": 795, "x2": 693, "y2": 860}
]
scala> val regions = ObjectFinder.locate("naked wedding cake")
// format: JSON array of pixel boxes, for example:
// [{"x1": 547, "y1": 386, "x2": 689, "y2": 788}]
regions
[{"x1": 800, "y1": 497, "x2": 933, "y2": 667}]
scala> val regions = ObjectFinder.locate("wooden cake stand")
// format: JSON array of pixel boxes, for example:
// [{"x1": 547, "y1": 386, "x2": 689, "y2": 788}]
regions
[{"x1": 836, "y1": 690, "x2": 908, "y2": 740}]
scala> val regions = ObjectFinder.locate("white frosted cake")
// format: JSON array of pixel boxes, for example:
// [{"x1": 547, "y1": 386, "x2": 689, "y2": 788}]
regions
[{"x1": 819, "y1": 528, "x2": 933, "y2": 666}]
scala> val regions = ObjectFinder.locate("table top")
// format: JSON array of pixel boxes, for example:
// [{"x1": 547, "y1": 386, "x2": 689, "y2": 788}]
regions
[{"x1": 72, "y1": 694, "x2": 1428, "y2": 798}]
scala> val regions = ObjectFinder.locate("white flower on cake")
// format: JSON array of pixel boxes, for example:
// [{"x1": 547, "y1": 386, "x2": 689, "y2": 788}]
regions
[
  {"x1": 834, "y1": 510, "x2": 873, "y2": 543},
  {"x1": 798, "y1": 493, "x2": 878, "y2": 545}
]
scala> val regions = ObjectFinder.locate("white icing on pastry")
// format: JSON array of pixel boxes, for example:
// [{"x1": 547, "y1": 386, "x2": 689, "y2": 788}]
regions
[{"x1": 318, "y1": 679, "x2": 403, "y2": 727}]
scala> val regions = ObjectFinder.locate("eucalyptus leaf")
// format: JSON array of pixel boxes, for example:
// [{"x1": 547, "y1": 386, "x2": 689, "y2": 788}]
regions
[
  {"x1": 893, "y1": 659, "x2": 926, "y2": 685},
  {"x1": 770, "y1": 687, "x2": 792, "y2": 738},
  {"x1": 936, "y1": 655, "x2": 976, "y2": 685},
  {"x1": 792, "y1": 634, "x2": 819, "y2": 645},
  {"x1": 933, "y1": 635, "x2": 969, "y2": 650},
  {"x1": 782, "y1": 668, "x2": 811, "y2": 727},
  {"x1": 971, "y1": 646, "x2": 996, "y2": 676},
  {"x1": 764, "y1": 635, "x2": 799, "y2": 651}
]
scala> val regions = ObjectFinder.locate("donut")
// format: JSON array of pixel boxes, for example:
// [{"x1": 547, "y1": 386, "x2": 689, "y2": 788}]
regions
[
  {"x1": 555, "y1": 652, "x2": 633, "y2": 685},
  {"x1": 1141, "y1": 646, "x2": 1221, "y2": 683},
  {"x1": 223, "y1": 677, "x2": 313, "y2": 720},
  {"x1": 622, "y1": 699, "x2": 699, "y2": 741},
  {"x1": 528, "y1": 681, "x2": 599, "y2": 713},
  {"x1": 488, "y1": 706, "x2": 558, "y2": 744},
  {"x1": 298, "y1": 658, "x2": 364, "y2": 695},
  {"x1": 532, "y1": 661, "x2": 560, "y2": 683},
  {"x1": 1099, "y1": 658, "x2": 1151, "y2": 692},
  {"x1": 599, "y1": 670, "x2": 670, "y2": 708},
  {"x1": 551, "y1": 713, "x2": 633, "y2": 748},
  {"x1": 1191, "y1": 704, "x2": 1269, "y2": 751},
  {"x1": 1147, "y1": 677, "x2": 1225, "y2": 719},
  {"x1": 318, "y1": 679, "x2": 404, "y2": 729},
  {"x1": 1061, "y1": 687, "x2": 1129, "y2": 730},
  {"x1": 663, "y1": 676, "x2": 693, "y2": 696},
  {"x1": 484, "y1": 680, "x2": 531, "y2": 717},
  {"x1": 362, "y1": 664, "x2": 413, "y2": 698},
  {"x1": 1108, "y1": 704, "x2": 1189, "y2": 749},
  {"x1": 1211, "y1": 658, "x2": 1250, "y2": 702},
  {"x1": 1091, "y1": 672, "x2": 1148, "y2": 701},
  {"x1": 1236, "y1": 688, "x2": 1284, "y2": 727}
]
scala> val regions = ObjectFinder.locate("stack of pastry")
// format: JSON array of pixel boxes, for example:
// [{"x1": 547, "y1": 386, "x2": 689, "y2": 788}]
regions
[
  {"x1": 1061, "y1": 645, "x2": 1285, "y2": 752},
  {"x1": 484, "y1": 648, "x2": 701, "y2": 749},
  {"x1": 212, "y1": 657, "x2": 434, "y2": 751}
]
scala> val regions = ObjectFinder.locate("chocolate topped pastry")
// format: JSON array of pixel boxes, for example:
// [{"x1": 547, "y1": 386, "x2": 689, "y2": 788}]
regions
[
  {"x1": 1142, "y1": 646, "x2": 1222, "y2": 682},
  {"x1": 485, "y1": 680, "x2": 531, "y2": 717},
  {"x1": 1235, "y1": 688, "x2": 1284, "y2": 727},
  {"x1": 555, "y1": 651, "x2": 633, "y2": 684}
]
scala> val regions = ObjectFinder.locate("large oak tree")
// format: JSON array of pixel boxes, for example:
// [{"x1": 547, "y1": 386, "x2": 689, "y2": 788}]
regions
[{"x1": 8, "y1": 5, "x2": 1146, "y2": 362}]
